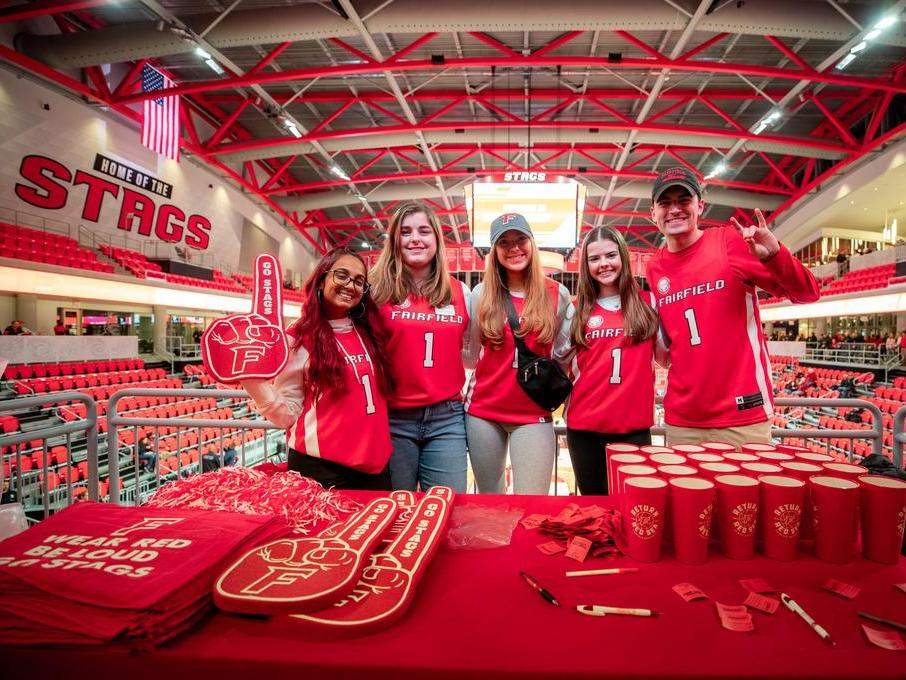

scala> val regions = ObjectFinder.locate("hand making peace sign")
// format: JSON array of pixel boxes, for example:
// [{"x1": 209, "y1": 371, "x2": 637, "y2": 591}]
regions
[
  {"x1": 729, "y1": 208, "x2": 781, "y2": 261},
  {"x1": 201, "y1": 254, "x2": 290, "y2": 383}
]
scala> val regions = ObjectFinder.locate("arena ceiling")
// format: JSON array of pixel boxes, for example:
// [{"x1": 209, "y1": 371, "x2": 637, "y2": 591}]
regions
[{"x1": 1, "y1": 0, "x2": 905, "y2": 254}]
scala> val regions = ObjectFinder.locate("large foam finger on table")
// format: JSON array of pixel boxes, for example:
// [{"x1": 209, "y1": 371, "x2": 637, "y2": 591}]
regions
[
  {"x1": 213, "y1": 497, "x2": 397, "y2": 615},
  {"x1": 292, "y1": 486, "x2": 454, "y2": 631}
]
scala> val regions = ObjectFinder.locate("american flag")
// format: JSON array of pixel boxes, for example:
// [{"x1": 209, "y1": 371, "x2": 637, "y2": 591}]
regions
[{"x1": 141, "y1": 64, "x2": 180, "y2": 160}]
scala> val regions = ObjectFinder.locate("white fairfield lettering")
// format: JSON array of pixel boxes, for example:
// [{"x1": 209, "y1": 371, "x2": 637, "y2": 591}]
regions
[{"x1": 657, "y1": 279, "x2": 726, "y2": 307}]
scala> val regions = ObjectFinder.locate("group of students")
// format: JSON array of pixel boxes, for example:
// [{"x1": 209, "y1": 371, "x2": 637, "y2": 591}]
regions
[{"x1": 242, "y1": 166, "x2": 821, "y2": 495}]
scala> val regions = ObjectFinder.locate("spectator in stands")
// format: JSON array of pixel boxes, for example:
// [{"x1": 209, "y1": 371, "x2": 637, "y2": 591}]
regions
[
  {"x1": 53, "y1": 318, "x2": 68, "y2": 336},
  {"x1": 241, "y1": 247, "x2": 394, "y2": 490},
  {"x1": 899, "y1": 330, "x2": 906, "y2": 362},
  {"x1": 136, "y1": 434, "x2": 157, "y2": 472},
  {"x1": 835, "y1": 250, "x2": 848, "y2": 264},
  {"x1": 3, "y1": 320, "x2": 30, "y2": 336},
  {"x1": 645, "y1": 167, "x2": 820, "y2": 447},
  {"x1": 192, "y1": 328, "x2": 202, "y2": 344},
  {"x1": 885, "y1": 334, "x2": 898, "y2": 355}
]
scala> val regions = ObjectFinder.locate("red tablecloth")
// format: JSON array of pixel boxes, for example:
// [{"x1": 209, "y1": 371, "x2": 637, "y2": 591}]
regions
[{"x1": 3, "y1": 493, "x2": 905, "y2": 679}]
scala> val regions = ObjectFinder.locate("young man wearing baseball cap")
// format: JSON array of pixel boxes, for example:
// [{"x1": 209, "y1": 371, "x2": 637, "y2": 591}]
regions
[{"x1": 645, "y1": 167, "x2": 820, "y2": 447}]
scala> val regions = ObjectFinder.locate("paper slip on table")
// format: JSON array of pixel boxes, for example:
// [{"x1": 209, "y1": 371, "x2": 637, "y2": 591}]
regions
[{"x1": 3, "y1": 492, "x2": 904, "y2": 680}]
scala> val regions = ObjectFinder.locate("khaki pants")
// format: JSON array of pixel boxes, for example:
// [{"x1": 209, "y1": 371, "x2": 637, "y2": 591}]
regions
[{"x1": 664, "y1": 420, "x2": 772, "y2": 450}]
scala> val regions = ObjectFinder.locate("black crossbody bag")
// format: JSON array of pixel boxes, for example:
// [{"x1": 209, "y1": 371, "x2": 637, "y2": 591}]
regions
[{"x1": 503, "y1": 295, "x2": 572, "y2": 411}]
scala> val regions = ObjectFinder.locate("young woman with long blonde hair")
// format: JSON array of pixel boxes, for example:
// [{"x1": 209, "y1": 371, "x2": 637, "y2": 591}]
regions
[
  {"x1": 564, "y1": 226, "x2": 665, "y2": 495},
  {"x1": 370, "y1": 202, "x2": 471, "y2": 492},
  {"x1": 464, "y1": 213, "x2": 574, "y2": 494}
]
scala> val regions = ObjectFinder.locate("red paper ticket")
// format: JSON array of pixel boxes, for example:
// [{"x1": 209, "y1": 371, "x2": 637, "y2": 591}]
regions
[
  {"x1": 716, "y1": 602, "x2": 754, "y2": 632},
  {"x1": 520, "y1": 514, "x2": 546, "y2": 530},
  {"x1": 537, "y1": 541, "x2": 566, "y2": 555},
  {"x1": 862, "y1": 625, "x2": 906, "y2": 651},
  {"x1": 739, "y1": 578, "x2": 776, "y2": 593},
  {"x1": 673, "y1": 583, "x2": 708, "y2": 602},
  {"x1": 565, "y1": 536, "x2": 592, "y2": 562},
  {"x1": 744, "y1": 592, "x2": 780, "y2": 614},
  {"x1": 823, "y1": 578, "x2": 860, "y2": 599},
  {"x1": 897, "y1": 584, "x2": 906, "y2": 594}
]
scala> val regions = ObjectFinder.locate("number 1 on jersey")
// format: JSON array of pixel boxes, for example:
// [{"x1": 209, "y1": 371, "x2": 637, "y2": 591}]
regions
[
  {"x1": 423, "y1": 331, "x2": 434, "y2": 368},
  {"x1": 684, "y1": 308, "x2": 702, "y2": 346},
  {"x1": 610, "y1": 348, "x2": 622, "y2": 384},
  {"x1": 361, "y1": 374, "x2": 376, "y2": 414}
]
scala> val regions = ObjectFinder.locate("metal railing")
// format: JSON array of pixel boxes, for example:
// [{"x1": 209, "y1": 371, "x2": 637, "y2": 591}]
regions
[
  {"x1": 0, "y1": 392, "x2": 99, "y2": 519},
  {"x1": 893, "y1": 405, "x2": 906, "y2": 470},
  {"x1": 107, "y1": 388, "x2": 284, "y2": 505},
  {"x1": 801, "y1": 343, "x2": 901, "y2": 372}
]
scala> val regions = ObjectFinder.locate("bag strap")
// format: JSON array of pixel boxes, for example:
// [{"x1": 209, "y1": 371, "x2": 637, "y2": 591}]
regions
[{"x1": 502, "y1": 293, "x2": 536, "y2": 359}]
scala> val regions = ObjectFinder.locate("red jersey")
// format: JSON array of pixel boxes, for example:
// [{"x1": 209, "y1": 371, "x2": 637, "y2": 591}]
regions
[
  {"x1": 244, "y1": 319, "x2": 392, "y2": 473},
  {"x1": 565, "y1": 294, "x2": 655, "y2": 433},
  {"x1": 464, "y1": 278, "x2": 573, "y2": 424},
  {"x1": 379, "y1": 277, "x2": 470, "y2": 409},
  {"x1": 646, "y1": 227, "x2": 820, "y2": 428}
]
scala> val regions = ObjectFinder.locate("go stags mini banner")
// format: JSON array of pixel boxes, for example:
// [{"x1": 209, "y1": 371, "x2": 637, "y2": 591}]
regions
[
  {"x1": 14, "y1": 153, "x2": 213, "y2": 251},
  {"x1": 202, "y1": 254, "x2": 289, "y2": 383},
  {"x1": 214, "y1": 497, "x2": 398, "y2": 615},
  {"x1": 292, "y1": 486, "x2": 454, "y2": 632}
]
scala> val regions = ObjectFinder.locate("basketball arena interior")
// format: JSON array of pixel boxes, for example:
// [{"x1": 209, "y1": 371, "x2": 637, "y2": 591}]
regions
[{"x1": 0, "y1": 1, "x2": 905, "y2": 676}]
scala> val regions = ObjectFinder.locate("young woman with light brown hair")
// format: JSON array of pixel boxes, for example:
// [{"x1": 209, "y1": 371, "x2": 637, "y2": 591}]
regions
[
  {"x1": 370, "y1": 201, "x2": 471, "y2": 492},
  {"x1": 464, "y1": 213, "x2": 574, "y2": 494},
  {"x1": 564, "y1": 226, "x2": 665, "y2": 495}
]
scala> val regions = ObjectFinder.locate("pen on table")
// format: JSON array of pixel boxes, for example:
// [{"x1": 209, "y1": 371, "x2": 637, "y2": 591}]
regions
[
  {"x1": 858, "y1": 611, "x2": 906, "y2": 633},
  {"x1": 565, "y1": 567, "x2": 639, "y2": 578},
  {"x1": 520, "y1": 571, "x2": 560, "y2": 607},
  {"x1": 780, "y1": 593, "x2": 835, "y2": 646},
  {"x1": 577, "y1": 605, "x2": 657, "y2": 618}
]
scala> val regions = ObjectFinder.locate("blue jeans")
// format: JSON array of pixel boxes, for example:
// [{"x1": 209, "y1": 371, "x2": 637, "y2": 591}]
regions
[{"x1": 388, "y1": 399, "x2": 468, "y2": 492}]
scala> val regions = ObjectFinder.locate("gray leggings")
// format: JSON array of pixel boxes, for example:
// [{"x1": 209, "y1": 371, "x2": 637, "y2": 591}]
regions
[{"x1": 465, "y1": 414, "x2": 556, "y2": 495}]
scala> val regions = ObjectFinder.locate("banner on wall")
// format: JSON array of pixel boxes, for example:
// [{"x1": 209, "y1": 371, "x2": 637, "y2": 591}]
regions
[{"x1": 12, "y1": 152, "x2": 212, "y2": 251}]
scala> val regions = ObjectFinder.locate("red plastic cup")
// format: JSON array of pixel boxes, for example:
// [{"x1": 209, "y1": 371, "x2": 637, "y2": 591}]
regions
[
  {"x1": 741, "y1": 462, "x2": 783, "y2": 476},
  {"x1": 775, "y1": 443, "x2": 810, "y2": 454},
  {"x1": 622, "y1": 476, "x2": 668, "y2": 562},
  {"x1": 779, "y1": 462, "x2": 823, "y2": 539},
  {"x1": 858, "y1": 475, "x2": 906, "y2": 565},
  {"x1": 757, "y1": 451, "x2": 794, "y2": 463},
  {"x1": 687, "y1": 452, "x2": 725, "y2": 465},
  {"x1": 757, "y1": 475, "x2": 806, "y2": 561},
  {"x1": 701, "y1": 441, "x2": 737, "y2": 454},
  {"x1": 668, "y1": 477, "x2": 715, "y2": 565},
  {"x1": 821, "y1": 462, "x2": 869, "y2": 481},
  {"x1": 640, "y1": 445, "x2": 673, "y2": 456},
  {"x1": 724, "y1": 452, "x2": 760, "y2": 464},
  {"x1": 615, "y1": 464, "x2": 657, "y2": 496},
  {"x1": 672, "y1": 444, "x2": 706, "y2": 455},
  {"x1": 714, "y1": 474, "x2": 760, "y2": 559},
  {"x1": 649, "y1": 453, "x2": 687, "y2": 466},
  {"x1": 657, "y1": 464, "x2": 698, "y2": 480},
  {"x1": 606, "y1": 453, "x2": 646, "y2": 495},
  {"x1": 606, "y1": 443, "x2": 641, "y2": 454},
  {"x1": 794, "y1": 452, "x2": 835, "y2": 464},
  {"x1": 698, "y1": 462, "x2": 741, "y2": 481},
  {"x1": 809, "y1": 476, "x2": 860, "y2": 564},
  {"x1": 741, "y1": 442, "x2": 776, "y2": 455}
]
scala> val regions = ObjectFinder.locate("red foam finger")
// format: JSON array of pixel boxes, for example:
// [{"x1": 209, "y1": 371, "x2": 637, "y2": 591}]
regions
[
  {"x1": 213, "y1": 497, "x2": 397, "y2": 615},
  {"x1": 252, "y1": 254, "x2": 284, "y2": 327},
  {"x1": 292, "y1": 486, "x2": 455, "y2": 632}
]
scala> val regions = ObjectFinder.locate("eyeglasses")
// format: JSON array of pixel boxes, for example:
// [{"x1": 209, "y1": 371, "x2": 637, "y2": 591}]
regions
[{"x1": 329, "y1": 268, "x2": 369, "y2": 293}]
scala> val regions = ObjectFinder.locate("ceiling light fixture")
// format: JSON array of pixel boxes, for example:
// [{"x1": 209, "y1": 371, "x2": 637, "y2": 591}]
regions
[
  {"x1": 836, "y1": 13, "x2": 899, "y2": 70},
  {"x1": 330, "y1": 165, "x2": 351, "y2": 181}
]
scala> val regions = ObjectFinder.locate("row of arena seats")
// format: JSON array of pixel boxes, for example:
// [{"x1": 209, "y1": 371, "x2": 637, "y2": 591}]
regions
[
  {"x1": 12, "y1": 368, "x2": 168, "y2": 395},
  {"x1": 2, "y1": 358, "x2": 144, "y2": 380},
  {"x1": 232, "y1": 272, "x2": 306, "y2": 303},
  {"x1": 100, "y1": 244, "x2": 247, "y2": 293},
  {"x1": 0, "y1": 221, "x2": 115, "y2": 274},
  {"x1": 821, "y1": 263, "x2": 896, "y2": 296}
]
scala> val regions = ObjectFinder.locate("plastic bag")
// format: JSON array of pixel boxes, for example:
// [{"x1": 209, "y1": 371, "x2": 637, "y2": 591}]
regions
[{"x1": 445, "y1": 503, "x2": 524, "y2": 550}]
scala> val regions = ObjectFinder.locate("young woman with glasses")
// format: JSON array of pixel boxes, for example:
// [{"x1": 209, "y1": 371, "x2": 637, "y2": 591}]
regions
[
  {"x1": 369, "y1": 202, "x2": 471, "y2": 492},
  {"x1": 464, "y1": 214, "x2": 574, "y2": 495},
  {"x1": 241, "y1": 248, "x2": 394, "y2": 489},
  {"x1": 564, "y1": 227, "x2": 665, "y2": 495}
]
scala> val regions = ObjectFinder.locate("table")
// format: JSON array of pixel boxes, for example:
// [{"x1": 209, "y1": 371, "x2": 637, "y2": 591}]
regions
[{"x1": 3, "y1": 493, "x2": 905, "y2": 679}]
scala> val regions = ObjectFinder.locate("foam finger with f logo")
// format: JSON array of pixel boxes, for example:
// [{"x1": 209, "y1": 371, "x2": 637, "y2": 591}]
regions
[
  {"x1": 292, "y1": 486, "x2": 454, "y2": 632},
  {"x1": 213, "y1": 496, "x2": 398, "y2": 614}
]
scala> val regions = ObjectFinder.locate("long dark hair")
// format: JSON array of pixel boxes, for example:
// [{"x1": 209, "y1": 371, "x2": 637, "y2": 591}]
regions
[
  {"x1": 288, "y1": 248, "x2": 392, "y2": 406},
  {"x1": 571, "y1": 226, "x2": 658, "y2": 349}
]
